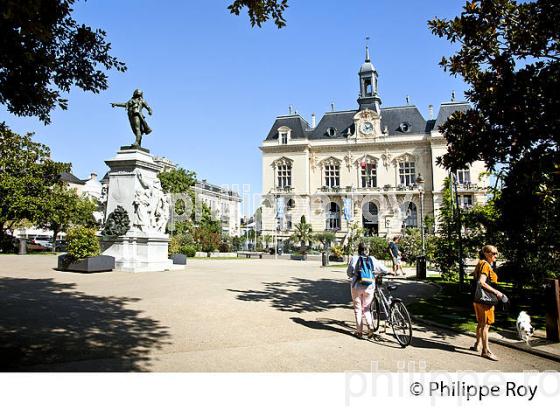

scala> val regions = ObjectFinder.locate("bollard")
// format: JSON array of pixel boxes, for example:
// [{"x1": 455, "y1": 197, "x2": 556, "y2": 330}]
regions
[
  {"x1": 18, "y1": 238, "x2": 27, "y2": 255},
  {"x1": 321, "y1": 252, "x2": 328, "y2": 267},
  {"x1": 545, "y1": 279, "x2": 560, "y2": 342},
  {"x1": 416, "y1": 255, "x2": 426, "y2": 279}
]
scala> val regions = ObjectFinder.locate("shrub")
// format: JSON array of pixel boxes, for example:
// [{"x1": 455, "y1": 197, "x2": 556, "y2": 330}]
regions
[
  {"x1": 365, "y1": 236, "x2": 389, "y2": 260},
  {"x1": 181, "y1": 244, "x2": 197, "y2": 257},
  {"x1": 331, "y1": 244, "x2": 344, "y2": 259},
  {"x1": 66, "y1": 226, "x2": 100, "y2": 260}
]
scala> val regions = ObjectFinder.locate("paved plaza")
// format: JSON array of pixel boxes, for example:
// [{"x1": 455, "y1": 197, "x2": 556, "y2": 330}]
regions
[{"x1": 0, "y1": 255, "x2": 558, "y2": 372}]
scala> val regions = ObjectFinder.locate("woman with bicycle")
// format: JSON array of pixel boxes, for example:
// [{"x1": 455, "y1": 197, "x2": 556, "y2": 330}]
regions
[{"x1": 347, "y1": 242, "x2": 390, "y2": 339}]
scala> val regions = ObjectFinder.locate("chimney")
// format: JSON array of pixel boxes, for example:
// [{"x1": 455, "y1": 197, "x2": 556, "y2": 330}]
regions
[
  {"x1": 406, "y1": 95, "x2": 410, "y2": 105},
  {"x1": 428, "y1": 104, "x2": 434, "y2": 120},
  {"x1": 330, "y1": 102, "x2": 335, "y2": 112},
  {"x1": 451, "y1": 90, "x2": 456, "y2": 102},
  {"x1": 311, "y1": 113, "x2": 316, "y2": 128}
]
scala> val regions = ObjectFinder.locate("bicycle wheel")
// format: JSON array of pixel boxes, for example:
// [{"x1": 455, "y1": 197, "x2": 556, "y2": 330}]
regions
[
  {"x1": 370, "y1": 295, "x2": 380, "y2": 332},
  {"x1": 390, "y1": 301, "x2": 412, "y2": 347}
]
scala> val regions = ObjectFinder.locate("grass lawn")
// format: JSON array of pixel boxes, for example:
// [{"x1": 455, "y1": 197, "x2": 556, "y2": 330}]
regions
[{"x1": 408, "y1": 276, "x2": 547, "y2": 335}]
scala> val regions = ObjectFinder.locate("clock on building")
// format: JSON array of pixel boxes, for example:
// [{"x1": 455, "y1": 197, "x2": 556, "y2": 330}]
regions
[{"x1": 361, "y1": 121, "x2": 374, "y2": 134}]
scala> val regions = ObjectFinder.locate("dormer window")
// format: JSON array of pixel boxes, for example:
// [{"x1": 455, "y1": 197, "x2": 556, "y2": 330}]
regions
[
  {"x1": 277, "y1": 126, "x2": 291, "y2": 145},
  {"x1": 399, "y1": 122, "x2": 410, "y2": 133},
  {"x1": 326, "y1": 127, "x2": 337, "y2": 137}
]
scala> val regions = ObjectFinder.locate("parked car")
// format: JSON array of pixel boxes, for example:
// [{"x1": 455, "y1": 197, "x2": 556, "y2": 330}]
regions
[
  {"x1": 26, "y1": 239, "x2": 51, "y2": 252},
  {"x1": 55, "y1": 240, "x2": 68, "y2": 252}
]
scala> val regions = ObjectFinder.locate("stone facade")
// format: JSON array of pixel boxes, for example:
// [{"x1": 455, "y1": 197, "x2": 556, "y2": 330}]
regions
[
  {"x1": 260, "y1": 48, "x2": 488, "y2": 244},
  {"x1": 194, "y1": 180, "x2": 241, "y2": 237}
]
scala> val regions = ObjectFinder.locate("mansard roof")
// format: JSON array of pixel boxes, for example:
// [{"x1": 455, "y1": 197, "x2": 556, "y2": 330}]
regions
[
  {"x1": 380, "y1": 106, "x2": 427, "y2": 136},
  {"x1": 264, "y1": 102, "x2": 472, "y2": 142},
  {"x1": 265, "y1": 114, "x2": 311, "y2": 141},
  {"x1": 59, "y1": 171, "x2": 85, "y2": 185},
  {"x1": 309, "y1": 110, "x2": 357, "y2": 140},
  {"x1": 433, "y1": 101, "x2": 470, "y2": 131}
]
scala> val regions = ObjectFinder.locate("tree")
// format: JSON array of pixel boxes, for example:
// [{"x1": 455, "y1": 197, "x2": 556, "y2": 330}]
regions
[
  {"x1": 159, "y1": 168, "x2": 197, "y2": 194},
  {"x1": 429, "y1": 0, "x2": 560, "y2": 282},
  {"x1": 0, "y1": 0, "x2": 126, "y2": 123},
  {"x1": 0, "y1": 124, "x2": 70, "y2": 249},
  {"x1": 36, "y1": 185, "x2": 97, "y2": 252},
  {"x1": 290, "y1": 215, "x2": 313, "y2": 254},
  {"x1": 263, "y1": 234, "x2": 273, "y2": 249},
  {"x1": 228, "y1": 0, "x2": 289, "y2": 28},
  {"x1": 313, "y1": 231, "x2": 336, "y2": 250}
]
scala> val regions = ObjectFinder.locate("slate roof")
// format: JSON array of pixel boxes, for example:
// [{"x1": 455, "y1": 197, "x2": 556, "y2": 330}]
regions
[
  {"x1": 433, "y1": 102, "x2": 470, "y2": 130},
  {"x1": 380, "y1": 106, "x2": 427, "y2": 136},
  {"x1": 59, "y1": 171, "x2": 85, "y2": 185},
  {"x1": 309, "y1": 110, "x2": 357, "y2": 140},
  {"x1": 264, "y1": 102, "x2": 472, "y2": 142},
  {"x1": 265, "y1": 115, "x2": 311, "y2": 141}
]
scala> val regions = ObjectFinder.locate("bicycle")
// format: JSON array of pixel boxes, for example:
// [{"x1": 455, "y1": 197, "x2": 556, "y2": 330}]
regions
[{"x1": 370, "y1": 273, "x2": 412, "y2": 347}]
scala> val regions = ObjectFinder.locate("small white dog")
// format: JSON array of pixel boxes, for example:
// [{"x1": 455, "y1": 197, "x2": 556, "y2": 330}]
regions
[{"x1": 516, "y1": 311, "x2": 534, "y2": 345}]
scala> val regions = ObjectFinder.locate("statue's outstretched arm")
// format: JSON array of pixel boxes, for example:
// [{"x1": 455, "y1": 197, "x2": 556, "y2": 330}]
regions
[
  {"x1": 143, "y1": 100, "x2": 153, "y2": 115},
  {"x1": 111, "y1": 102, "x2": 127, "y2": 108}
]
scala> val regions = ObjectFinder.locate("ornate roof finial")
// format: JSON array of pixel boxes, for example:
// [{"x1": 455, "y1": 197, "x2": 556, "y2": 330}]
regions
[
  {"x1": 365, "y1": 36, "x2": 371, "y2": 62},
  {"x1": 451, "y1": 90, "x2": 456, "y2": 102}
]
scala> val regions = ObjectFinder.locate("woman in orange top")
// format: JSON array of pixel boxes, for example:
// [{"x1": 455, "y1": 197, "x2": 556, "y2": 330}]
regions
[{"x1": 471, "y1": 244, "x2": 503, "y2": 361}]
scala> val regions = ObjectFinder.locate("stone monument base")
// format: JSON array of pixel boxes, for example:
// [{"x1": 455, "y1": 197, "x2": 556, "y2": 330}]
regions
[{"x1": 101, "y1": 236, "x2": 176, "y2": 273}]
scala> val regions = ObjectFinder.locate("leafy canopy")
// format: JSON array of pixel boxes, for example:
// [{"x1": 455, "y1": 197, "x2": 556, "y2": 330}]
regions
[
  {"x1": 228, "y1": 0, "x2": 288, "y2": 28},
  {"x1": 0, "y1": 0, "x2": 126, "y2": 123},
  {"x1": 0, "y1": 123, "x2": 70, "y2": 234}
]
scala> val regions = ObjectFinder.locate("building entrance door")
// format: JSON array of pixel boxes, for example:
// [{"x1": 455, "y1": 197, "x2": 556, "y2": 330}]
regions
[{"x1": 362, "y1": 202, "x2": 379, "y2": 236}]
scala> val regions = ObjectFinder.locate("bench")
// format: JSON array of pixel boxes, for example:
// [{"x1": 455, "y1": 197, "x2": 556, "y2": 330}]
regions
[{"x1": 237, "y1": 251, "x2": 263, "y2": 259}]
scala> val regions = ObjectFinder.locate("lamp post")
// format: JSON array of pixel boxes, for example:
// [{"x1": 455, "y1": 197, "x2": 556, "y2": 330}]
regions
[{"x1": 415, "y1": 173, "x2": 426, "y2": 279}]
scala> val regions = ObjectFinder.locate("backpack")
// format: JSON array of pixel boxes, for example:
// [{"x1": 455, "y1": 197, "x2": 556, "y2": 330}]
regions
[{"x1": 356, "y1": 256, "x2": 374, "y2": 286}]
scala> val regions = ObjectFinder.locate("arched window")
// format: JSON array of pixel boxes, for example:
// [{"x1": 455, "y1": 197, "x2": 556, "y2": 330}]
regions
[
  {"x1": 326, "y1": 202, "x2": 341, "y2": 231},
  {"x1": 362, "y1": 202, "x2": 379, "y2": 237},
  {"x1": 403, "y1": 202, "x2": 418, "y2": 228}
]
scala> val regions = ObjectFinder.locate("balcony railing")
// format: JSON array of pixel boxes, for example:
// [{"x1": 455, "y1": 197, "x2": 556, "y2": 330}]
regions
[{"x1": 273, "y1": 186, "x2": 294, "y2": 193}]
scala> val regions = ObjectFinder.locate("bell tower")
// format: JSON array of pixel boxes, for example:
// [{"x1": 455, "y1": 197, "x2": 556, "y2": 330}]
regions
[{"x1": 357, "y1": 44, "x2": 382, "y2": 113}]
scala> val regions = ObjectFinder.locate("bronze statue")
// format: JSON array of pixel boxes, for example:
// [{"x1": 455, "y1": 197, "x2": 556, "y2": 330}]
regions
[{"x1": 111, "y1": 89, "x2": 153, "y2": 147}]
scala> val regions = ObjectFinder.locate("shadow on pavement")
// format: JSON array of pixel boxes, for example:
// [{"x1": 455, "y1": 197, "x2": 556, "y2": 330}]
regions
[
  {"x1": 0, "y1": 277, "x2": 170, "y2": 371},
  {"x1": 290, "y1": 317, "x2": 355, "y2": 337},
  {"x1": 228, "y1": 277, "x2": 351, "y2": 313}
]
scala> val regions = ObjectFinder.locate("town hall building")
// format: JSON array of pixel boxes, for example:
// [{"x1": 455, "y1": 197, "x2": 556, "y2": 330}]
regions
[{"x1": 260, "y1": 47, "x2": 487, "y2": 245}]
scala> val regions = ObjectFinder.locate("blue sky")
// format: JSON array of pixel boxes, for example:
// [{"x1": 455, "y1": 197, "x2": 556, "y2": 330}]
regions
[{"x1": 1, "y1": 0, "x2": 470, "y2": 215}]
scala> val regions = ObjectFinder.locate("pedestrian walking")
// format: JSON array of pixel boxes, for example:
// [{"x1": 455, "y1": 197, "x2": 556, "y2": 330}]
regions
[
  {"x1": 347, "y1": 242, "x2": 390, "y2": 338},
  {"x1": 388, "y1": 236, "x2": 404, "y2": 275},
  {"x1": 471, "y1": 244, "x2": 504, "y2": 361}
]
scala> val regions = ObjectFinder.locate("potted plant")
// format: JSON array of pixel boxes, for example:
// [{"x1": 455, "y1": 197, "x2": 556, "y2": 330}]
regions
[{"x1": 58, "y1": 226, "x2": 114, "y2": 273}]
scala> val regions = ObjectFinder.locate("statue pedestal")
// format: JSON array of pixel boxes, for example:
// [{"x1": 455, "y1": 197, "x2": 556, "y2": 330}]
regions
[{"x1": 101, "y1": 147, "x2": 174, "y2": 272}]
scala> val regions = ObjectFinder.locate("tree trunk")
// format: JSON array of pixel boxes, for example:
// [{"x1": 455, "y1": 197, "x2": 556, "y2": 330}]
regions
[{"x1": 52, "y1": 228, "x2": 59, "y2": 254}]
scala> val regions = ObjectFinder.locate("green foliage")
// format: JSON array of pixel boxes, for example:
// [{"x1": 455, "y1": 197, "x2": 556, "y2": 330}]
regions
[
  {"x1": 330, "y1": 244, "x2": 344, "y2": 259},
  {"x1": 0, "y1": 0, "x2": 126, "y2": 123},
  {"x1": 101, "y1": 205, "x2": 130, "y2": 237},
  {"x1": 193, "y1": 226, "x2": 221, "y2": 253},
  {"x1": 432, "y1": 178, "x2": 460, "y2": 279},
  {"x1": 169, "y1": 233, "x2": 197, "y2": 257},
  {"x1": 159, "y1": 168, "x2": 197, "y2": 194},
  {"x1": 364, "y1": 236, "x2": 389, "y2": 260},
  {"x1": 232, "y1": 236, "x2": 243, "y2": 251},
  {"x1": 0, "y1": 125, "x2": 70, "y2": 250},
  {"x1": 228, "y1": 0, "x2": 288, "y2": 28},
  {"x1": 429, "y1": 0, "x2": 560, "y2": 284},
  {"x1": 290, "y1": 217, "x2": 313, "y2": 254},
  {"x1": 399, "y1": 229, "x2": 423, "y2": 264},
  {"x1": 344, "y1": 221, "x2": 364, "y2": 256},
  {"x1": 313, "y1": 231, "x2": 336, "y2": 249},
  {"x1": 36, "y1": 184, "x2": 99, "y2": 250},
  {"x1": 66, "y1": 226, "x2": 100, "y2": 260},
  {"x1": 263, "y1": 234, "x2": 273, "y2": 248}
]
